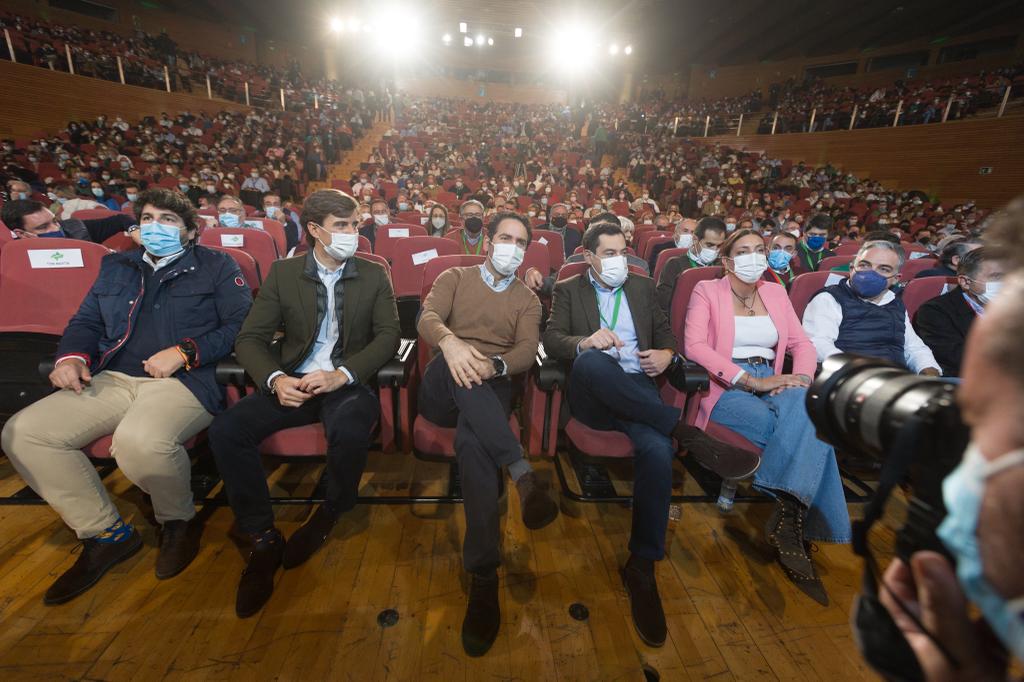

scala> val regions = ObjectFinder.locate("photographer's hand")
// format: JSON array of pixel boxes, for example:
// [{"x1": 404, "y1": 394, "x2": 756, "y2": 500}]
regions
[{"x1": 880, "y1": 552, "x2": 1002, "y2": 682}]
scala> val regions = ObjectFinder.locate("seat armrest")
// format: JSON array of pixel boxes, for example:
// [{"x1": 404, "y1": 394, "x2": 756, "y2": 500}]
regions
[
  {"x1": 534, "y1": 343, "x2": 567, "y2": 392},
  {"x1": 377, "y1": 337, "x2": 416, "y2": 387},
  {"x1": 38, "y1": 357, "x2": 56, "y2": 380},
  {"x1": 216, "y1": 358, "x2": 249, "y2": 387},
  {"x1": 667, "y1": 360, "x2": 710, "y2": 394}
]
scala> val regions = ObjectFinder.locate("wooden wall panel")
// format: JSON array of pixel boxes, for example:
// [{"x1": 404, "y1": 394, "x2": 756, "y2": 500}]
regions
[
  {"x1": 703, "y1": 116, "x2": 1024, "y2": 208},
  {"x1": 0, "y1": 61, "x2": 250, "y2": 138}
]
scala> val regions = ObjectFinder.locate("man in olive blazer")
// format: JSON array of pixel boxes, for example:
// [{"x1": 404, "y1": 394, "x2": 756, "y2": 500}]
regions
[{"x1": 209, "y1": 190, "x2": 400, "y2": 618}]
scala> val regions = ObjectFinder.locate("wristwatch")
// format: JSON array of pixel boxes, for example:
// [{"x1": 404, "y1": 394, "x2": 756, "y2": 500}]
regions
[
  {"x1": 177, "y1": 338, "x2": 198, "y2": 370},
  {"x1": 491, "y1": 355, "x2": 506, "y2": 378}
]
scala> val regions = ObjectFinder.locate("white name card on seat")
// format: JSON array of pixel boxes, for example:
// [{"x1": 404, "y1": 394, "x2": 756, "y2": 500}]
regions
[
  {"x1": 28, "y1": 248, "x2": 84, "y2": 269},
  {"x1": 908, "y1": 251, "x2": 930, "y2": 260},
  {"x1": 825, "y1": 272, "x2": 845, "y2": 286},
  {"x1": 243, "y1": 220, "x2": 265, "y2": 230},
  {"x1": 411, "y1": 249, "x2": 439, "y2": 265},
  {"x1": 537, "y1": 237, "x2": 549, "y2": 245},
  {"x1": 220, "y1": 234, "x2": 244, "y2": 247},
  {"x1": 389, "y1": 228, "x2": 410, "y2": 238},
  {"x1": 420, "y1": 216, "x2": 429, "y2": 225}
]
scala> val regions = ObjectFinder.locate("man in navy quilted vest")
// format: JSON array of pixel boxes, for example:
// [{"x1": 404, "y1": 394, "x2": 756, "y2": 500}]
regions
[{"x1": 802, "y1": 240, "x2": 941, "y2": 375}]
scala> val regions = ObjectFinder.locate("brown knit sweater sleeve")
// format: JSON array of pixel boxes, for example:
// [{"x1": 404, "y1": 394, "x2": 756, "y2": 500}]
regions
[
  {"x1": 505, "y1": 288, "x2": 542, "y2": 375},
  {"x1": 416, "y1": 267, "x2": 459, "y2": 348}
]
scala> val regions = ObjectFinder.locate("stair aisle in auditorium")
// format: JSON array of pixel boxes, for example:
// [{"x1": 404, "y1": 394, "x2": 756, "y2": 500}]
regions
[{"x1": 306, "y1": 120, "x2": 392, "y2": 194}]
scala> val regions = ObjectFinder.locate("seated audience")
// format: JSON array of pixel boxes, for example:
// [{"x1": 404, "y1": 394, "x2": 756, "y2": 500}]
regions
[
  {"x1": 916, "y1": 236, "x2": 983, "y2": 278},
  {"x1": 416, "y1": 212, "x2": 557, "y2": 657},
  {"x1": 656, "y1": 217, "x2": 727, "y2": 312},
  {"x1": 0, "y1": 188, "x2": 251, "y2": 604},
  {"x1": 209, "y1": 190, "x2": 399, "y2": 618},
  {"x1": 803, "y1": 240, "x2": 941, "y2": 374},
  {"x1": 539, "y1": 202, "x2": 581, "y2": 257},
  {"x1": 1, "y1": 198, "x2": 132, "y2": 242},
  {"x1": 914, "y1": 247, "x2": 1003, "y2": 377},
  {"x1": 50, "y1": 183, "x2": 101, "y2": 219},
  {"x1": 647, "y1": 217, "x2": 695, "y2": 272},
  {"x1": 794, "y1": 214, "x2": 834, "y2": 272},
  {"x1": 217, "y1": 195, "x2": 247, "y2": 228},
  {"x1": 452, "y1": 199, "x2": 488, "y2": 255},
  {"x1": 259, "y1": 192, "x2": 301, "y2": 252},
  {"x1": 544, "y1": 222, "x2": 760, "y2": 645},
  {"x1": 427, "y1": 203, "x2": 450, "y2": 237},
  {"x1": 763, "y1": 231, "x2": 800, "y2": 287},
  {"x1": 684, "y1": 228, "x2": 851, "y2": 598}
]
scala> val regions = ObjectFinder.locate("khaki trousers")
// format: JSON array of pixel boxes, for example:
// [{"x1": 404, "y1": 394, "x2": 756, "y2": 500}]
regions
[{"x1": 1, "y1": 371, "x2": 212, "y2": 538}]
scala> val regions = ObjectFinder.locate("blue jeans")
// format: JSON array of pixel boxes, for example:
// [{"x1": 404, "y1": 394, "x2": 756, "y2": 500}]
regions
[
  {"x1": 568, "y1": 350, "x2": 681, "y2": 561},
  {"x1": 709, "y1": 362, "x2": 851, "y2": 543}
]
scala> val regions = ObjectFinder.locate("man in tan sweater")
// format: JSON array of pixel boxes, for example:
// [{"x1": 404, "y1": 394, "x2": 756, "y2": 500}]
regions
[{"x1": 417, "y1": 211, "x2": 558, "y2": 658}]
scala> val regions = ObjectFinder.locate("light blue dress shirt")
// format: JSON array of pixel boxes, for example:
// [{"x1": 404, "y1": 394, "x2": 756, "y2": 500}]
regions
[{"x1": 589, "y1": 272, "x2": 641, "y2": 374}]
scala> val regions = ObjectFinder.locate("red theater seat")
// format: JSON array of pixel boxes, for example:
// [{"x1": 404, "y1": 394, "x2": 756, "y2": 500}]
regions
[
  {"x1": 899, "y1": 257, "x2": 939, "y2": 281},
  {"x1": 903, "y1": 276, "x2": 957, "y2": 320},
  {"x1": 372, "y1": 224, "x2": 427, "y2": 262},
  {"x1": 199, "y1": 227, "x2": 278, "y2": 280}
]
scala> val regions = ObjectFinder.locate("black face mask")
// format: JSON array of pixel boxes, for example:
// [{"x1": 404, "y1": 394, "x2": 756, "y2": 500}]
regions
[
  {"x1": 550, "y1": 216, "x2": 568, "y2": 229},
  {"x1": 463, "y1": 216, "x2": 483, "y2": 234}
]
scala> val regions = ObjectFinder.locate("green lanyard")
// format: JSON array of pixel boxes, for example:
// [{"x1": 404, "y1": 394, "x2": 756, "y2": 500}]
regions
[
  {"x1": 802, "y1": 242, "x2": 823, "y2": 268},
  {"x1": 462, "y1": 232, "x2": 482, "y2": 255},
  {"x1": 598, "y1": 288, "x2": 624, "y2": 330}
]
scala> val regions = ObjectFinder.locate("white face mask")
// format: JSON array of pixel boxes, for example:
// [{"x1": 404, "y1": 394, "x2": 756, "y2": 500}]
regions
[
  {"x1": 675, "y1": 233, "x2": 693, "y2": 249},
  {"x1": 694, "y1": 245, "x2": 718, "y2": 265},
  {"x1": 490, "y1": 242, "x2": 525, "y2": 276},
  {"x1": 361, "y1": 212, "x2": 372, "y2": 221},
  {"x1": 977, "y1": 281, "x2": 1001, "y2": 306},
  {"x1": 431, "y1": 216, "x2": 446, "y2": 229},
  {"x1": 373, "y1": 213, "x2": 389, "y2": 226},
  {"x1": 731, "y1": 252, "x2": 768, "y2": 283},
  {"x1": 597, "y1": 255, "x2": 628, "y2": 289},
  {"x1": 319, "y1": 230, "x2": 359, "y2": 261}
]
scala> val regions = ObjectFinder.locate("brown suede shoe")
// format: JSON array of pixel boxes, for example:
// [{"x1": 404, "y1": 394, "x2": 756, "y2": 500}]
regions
[
  {"x1": 621, "y1": 554, "x2": 666, "y2": 647},
  {"x1": 282, "y1": 504, "x2": 338, "y2": 569},
  {"x1": 43, "y1": 530, "x2": 143, "y2": 605},
  {"x1": 515, "y1": 471, "x2": 559, "y2": 530},
  {"x1": 673, "y1": 422, "x2": 761, "y2": 480},
  {"x1": 155, "y1": 518, "x2": 203, "y2": 580}
]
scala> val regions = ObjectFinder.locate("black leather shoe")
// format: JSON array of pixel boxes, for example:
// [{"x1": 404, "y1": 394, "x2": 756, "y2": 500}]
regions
[
  {"x1": 461, "y1": 570, "x2": 500, "y2": 657},
  {"x1": 155, "y1": 518, "x2": 203, "y2": 580},
  {"x1": 673, "y1": 422, "x2": 761, "y2": 480},
  {"x1": 621, "y1": 554, "x2": 666, "y2": 647},
  {"x1": 515, "y1": 471, "x2": 559, "y2": 530},
  {"x1": 282, "y1": 505, "x2": 338, "y2": 569},
  {"x1": 44, "y1": 530, "x2": 143, "y2": 605},
  {"x1": 236, "y1": 530, "x2": 284, "y2": 619}
]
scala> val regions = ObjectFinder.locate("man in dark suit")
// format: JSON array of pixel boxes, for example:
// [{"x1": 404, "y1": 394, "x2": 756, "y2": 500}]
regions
[
  {"x1": 540, "y1": 202, "x2": 581, "y2": 257},
  {"x1": 655, "y1": 217, "x2": 727, "y2": 313},
  {"x1": 914, "y1": 247, "x2": 1002, "y2": 377},
  {"x1": 647, "y1": 217, "x2": 696, "y2": 273},
  {"x1": 543, "y1": 222, "x2": 760, "y2": 649},
  {"x1": 794, "y1": 214, "x2": 834, "y2": 272},
  {"x1": 209, "y1": 189, "x2": 400, "y2": 618}
]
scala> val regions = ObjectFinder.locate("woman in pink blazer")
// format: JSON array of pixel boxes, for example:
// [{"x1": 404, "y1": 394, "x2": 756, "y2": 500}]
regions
[{"x1": 684, "y1": 229, "x2": 850, "y2": 599}]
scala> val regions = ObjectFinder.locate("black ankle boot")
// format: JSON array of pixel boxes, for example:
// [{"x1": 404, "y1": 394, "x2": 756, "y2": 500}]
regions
[
  {"x1": 765, "y1": 495, "x2": 815, "y2": 580},
  {"x1": 461, "y1": 570, "x2": 500, "y2": 657}
]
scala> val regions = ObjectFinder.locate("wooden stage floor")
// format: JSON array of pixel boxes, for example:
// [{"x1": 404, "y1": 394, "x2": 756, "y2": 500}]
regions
[{"x1": 0, "y1": 452, "x2": 896, "y2": 681}]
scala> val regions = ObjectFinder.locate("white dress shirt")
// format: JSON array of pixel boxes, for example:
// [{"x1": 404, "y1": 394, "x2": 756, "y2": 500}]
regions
[{"x1": 802, "y1": 284, "x2": 940, "y2": 374}]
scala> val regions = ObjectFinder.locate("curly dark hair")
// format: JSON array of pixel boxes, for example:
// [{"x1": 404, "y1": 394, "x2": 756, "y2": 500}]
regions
[
  {"x1": 133, "y1": 187, "x2": 200, "y2": 235},
  {"x1": 301, "y1": 189, "x2": 358, "y2": 248}
]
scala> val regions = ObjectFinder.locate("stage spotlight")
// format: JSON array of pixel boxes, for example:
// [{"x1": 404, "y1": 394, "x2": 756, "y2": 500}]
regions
[
  {"x1": 459, "y1": 22, "x2": 467, "y2": 33},
  {"x1": 514, "y1": 27, "x2": 523, "y2": 38},
  {"x1": 624, "y1": 44, "x2": 633, "y2": 55},
  {"x1": 475, "y1": 34, "x2": 485, "y2": 46},
  {"x1": 463, "y1": 36, "x2": 473, "y2": 47},
  {"x1": 487, "y1": 37, "x2": 494, "y2": 46},
  {"x1": 442, "y1": 33, "x2": 452, "y2": 45},
  {"x1": 609, "y1": 43, "x2": 619, "y2": 55},
  {"x1": 329, "y1": 17, "x2": 343, "y2": 32},
  {"x1": 347, "y1": 18, "x2": 360, "y2": 32},
  {"x1": 374, "y1": 7, "x2": 421, "y2": 59},
  {"x1": 550, "y1": 23, "x2": 597, "y2": 74}
]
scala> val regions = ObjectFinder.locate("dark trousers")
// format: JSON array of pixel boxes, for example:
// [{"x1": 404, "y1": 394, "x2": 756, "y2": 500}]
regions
[
  {"x1": 418, "y1": 354, "x2": 518, "y2": 574},
  {"x1": 209, "y1": 384, "x2": 379, "y2": 534},
  {"x1": 567, "y1": 350, "x2": 680, "y2": 561}
]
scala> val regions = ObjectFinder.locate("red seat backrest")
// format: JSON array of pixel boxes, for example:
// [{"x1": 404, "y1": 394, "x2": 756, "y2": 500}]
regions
[
  {"x1": 903, "y1": 276, "x2": 957, "y2": 320},
  {"x1": 517, "y1": 240, "x2": 550, "y2": 279},
  {"x1": 635, "y1": 232, "x2": 673, "y2": 260},
  {"x1": 668, "y1": 266, "x2": 722, "y2": 347},
  {"x1": 101, "y1": 233, "x2": 138, "y2": 253},
  {"x1": 818, "y1": 255, "x2": 853, "y2": 272},
  {"x1": 243, "y1": 217, "x2": 287, "y2": 256},
  {"x1": 354, "y1": 252, "x2": 392, "y2": 284},
  {"x1": 198, "y1": 227, "x2": 278, "y2": 281},
  {"x1": 0, "y1": 238, "x2": 111, "y2": 335},
  {"x1": 789, "y1": 270, "x2": 847, "y2": 320},
  {"x1": 206, "y1": 245, "x2": 262, "y2": 288},
  {"x1": 532, "y1": 230, "x2": 565, "y2": 270},
  {"x1": 899, "y1": 256, "x2": 939, "y2": 282},
  {"x1": 71, "y1": 208, "x2": 119, "y2": 221},
  {"x1": 390, "y1": 236, "x2": 461, "y2": 298},
  {"x1": 653, "y1": 247, "x2": 688, "y2": 284},
  {"x1": 373, "y1": 224, "x2": 428, "y2": 262},
  {"x1": 834, "y1": 241, "x2": 863, "y2": 256}
]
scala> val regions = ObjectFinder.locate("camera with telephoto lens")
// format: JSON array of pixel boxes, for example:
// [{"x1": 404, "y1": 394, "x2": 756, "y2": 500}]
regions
[{"x1": 805, "y1": 353, "x2": 968, "y2": 559}]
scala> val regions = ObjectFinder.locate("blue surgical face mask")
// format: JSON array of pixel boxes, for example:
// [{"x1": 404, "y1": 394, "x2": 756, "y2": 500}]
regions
[
  {"x1": 16, "y1": 192, "x2": 28, "y2": 200},
  {"x1": 141, "y1": 221, "x2": 184, "y2": 257},
  {"x1": 178, "y1": 183, "x2": 190, "y2": 192},
  {"x1": 398, "y1": 201, "x2": 410, "y2": 211},
  {"x1": 126, "y1": 193, "x2": 138, "y2": 202},
  {"x1": 264, "y1": 205, "x2": 279, "y2": 219},
  {"x1": 91, "y1": 187, "x2": 104, "y2": 197},
  {"x1": 219, "y1": 212, "x2": 241, "y2": 228},
  {"x1": 850, "y1": 269, "x2": 890, "y2": 298},
  {"x1": 806, "y1": 234, "x2": 827, "y2": 251},
  {"x1": 768, "y1": 249, "x2": 793, "y2": 271},
  {"x1": 37, "y1": 229, "x2": 66, "y2": 238},
  {"x1": 937, "y1": 444, "x2": 1024, "y2": 661}
]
